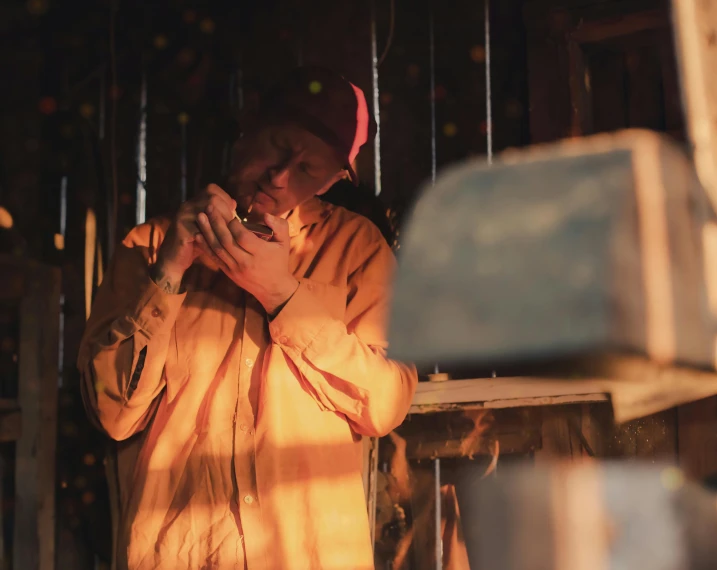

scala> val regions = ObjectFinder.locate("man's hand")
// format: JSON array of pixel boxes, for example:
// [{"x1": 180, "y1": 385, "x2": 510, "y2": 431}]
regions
[
  {"x1": 153, "y1": 184, "x2": 236, "y2": 292},
  {"x1": 194, "y1": 207, "x2": 299, "y2": 315}
]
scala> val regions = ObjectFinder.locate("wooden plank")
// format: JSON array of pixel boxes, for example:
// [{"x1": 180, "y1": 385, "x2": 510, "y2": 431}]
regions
[
  {"x1": 0, "y1": 256, "x2": 27, "y2": 301},
  {"x1": 534, "y1": 405, "x2": 587, "y2": 464},
  {"x1": 671, "y1": 0, "x2": 717, "y2": 212},
  {"x1": 361, "y1": 436, "x2": 379, "y2": 551},
  {"x1": 570, "y1": 9, "x2": 667, "y2": 44},
  {"x1": 524, "y1": 17, "x2": 573, "y2": 143},
  {"x1": 13, "y1": 262, "x2": 60, "y2": 570},
  {"x1": 0, "y1": 407, "x2": 21, "y2": 443},
  {"x1": 389, "y1": 131, "x2": 714, "y2": 374},
  {"x1": 409, "y1": 354, "x2": 717, "y2": 425},
  {"x1": 398, "y1": 408, "x2": 541, "y2": 460},
  {"x1": 411, "y1": 377, "x2": 608, "y2": 411},
  {"x1": 677, "y1": 396, "x2": 717, "y2": 481}
]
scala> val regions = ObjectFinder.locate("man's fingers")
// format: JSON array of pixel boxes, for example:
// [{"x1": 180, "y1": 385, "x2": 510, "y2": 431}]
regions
[
  {"x1": 196, "y1": 212, "x2": 240, "y2": 270},
  {"x1": 262, "y1": 213, "x2": 290, "y2": 244},
  {"x1": 227, "y1": 218, "x2": 262, "y2": 254},
  {"x1": 204, "y1": 183, "x2": 237, "y2": 212},
  {"x1": 194, "y1": 234, "x2": 231, "y2": 273}
]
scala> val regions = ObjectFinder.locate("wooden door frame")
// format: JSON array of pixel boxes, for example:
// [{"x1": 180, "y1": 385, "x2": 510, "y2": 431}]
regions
[{"x1": 524, "y1": 0, "x2": 671, "y2": 142}]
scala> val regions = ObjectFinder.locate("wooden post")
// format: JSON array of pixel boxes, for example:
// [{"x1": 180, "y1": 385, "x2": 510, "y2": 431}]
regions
[{"x1": 12, "y1": 261, "x2": 60, "y2": 570}]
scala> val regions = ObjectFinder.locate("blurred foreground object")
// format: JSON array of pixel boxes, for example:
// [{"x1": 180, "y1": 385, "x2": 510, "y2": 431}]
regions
[
  {"x1": 389, "y1": 130, "x2": 717, "y2": 421},
  {"x1": 463, "y1": 461, "x2": 717, "y2": 570},
  {"x1": 390, "y1": 130, "x2": 713, "y2": 369}
]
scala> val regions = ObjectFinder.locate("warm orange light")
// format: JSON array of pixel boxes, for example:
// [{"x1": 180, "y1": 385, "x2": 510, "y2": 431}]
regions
[
  {"x1": 80, "y1": 103, "x2": 95, "y2": 118},
  {"x1": 0, "y1": 206, "x2": 12, "y2": 229},
  {"x1": 154, "y1": 35, "x2": 168, "y2": 49},
  {"x1": 199, "y1": 18, "x2": 215, "y2": 34},
  {"x1": 443, "y1": 123, "x2": 458, "y2": 137},
  {"x1": 54, "y1": 233, "x2": 65, "y2": 250}
]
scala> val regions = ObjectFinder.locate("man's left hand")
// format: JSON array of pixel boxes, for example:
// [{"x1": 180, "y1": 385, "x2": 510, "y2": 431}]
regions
[{"x1": 195, "y1": 204, "x2": 299, "y2": 315}]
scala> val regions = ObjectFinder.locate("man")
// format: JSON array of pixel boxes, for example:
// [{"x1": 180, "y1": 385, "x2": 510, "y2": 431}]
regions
[{"x1": 78, "y1": 66, "x2": 418, "y2": 570}]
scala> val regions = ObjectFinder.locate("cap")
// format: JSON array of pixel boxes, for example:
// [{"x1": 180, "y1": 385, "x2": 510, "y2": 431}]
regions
[{"x1": 259, "y1": 66, "x2": 377, "y2": 185}]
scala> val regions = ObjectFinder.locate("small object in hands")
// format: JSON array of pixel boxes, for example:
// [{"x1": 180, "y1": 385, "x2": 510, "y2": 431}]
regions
[{"x1": 232, "y1": 210, "x2": 274, "y2": 241}]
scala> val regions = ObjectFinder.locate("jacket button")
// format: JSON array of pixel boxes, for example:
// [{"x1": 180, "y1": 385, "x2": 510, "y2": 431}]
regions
[
  {"x1": 279, "y1": 336, "x2": 289, "y2": 345},
  {"x1": 245, "y1": 358, "x2": 254, "y2": 368},
  {"x1": 151, "y1": 307, "x2": 161, "y2": 318},
  {"x1": 244, "y1": 495, "x2": 254, "y2": 504}
]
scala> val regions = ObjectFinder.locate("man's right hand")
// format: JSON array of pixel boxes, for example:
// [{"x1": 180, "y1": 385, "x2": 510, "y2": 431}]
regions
[{"x1": 152, "y1": 184, "x2": 237, "y2": 293}]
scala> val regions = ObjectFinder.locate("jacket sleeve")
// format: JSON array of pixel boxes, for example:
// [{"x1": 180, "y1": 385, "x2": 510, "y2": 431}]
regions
[
  {"x1": 77, "y1": 222, "x2": 186, "y2": 441},
  {"x1": 268, "y1": 233, "x2": 418, "y2": 437}
]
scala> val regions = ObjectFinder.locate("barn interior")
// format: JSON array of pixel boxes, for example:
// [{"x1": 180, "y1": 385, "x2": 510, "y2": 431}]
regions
[{"x1": 2, "y1": 0, "x2": 717, "y2": 569}]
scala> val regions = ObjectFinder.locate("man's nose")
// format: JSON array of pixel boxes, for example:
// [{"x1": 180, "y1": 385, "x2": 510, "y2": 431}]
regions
[{"x1": 266, "y1": 163, "x2": 290, "y2": 189}]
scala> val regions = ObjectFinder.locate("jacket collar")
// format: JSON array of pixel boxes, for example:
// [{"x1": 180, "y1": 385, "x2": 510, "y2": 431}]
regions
[{"x1": 285, "y1": 197, "x2": 333, "y2": 237}]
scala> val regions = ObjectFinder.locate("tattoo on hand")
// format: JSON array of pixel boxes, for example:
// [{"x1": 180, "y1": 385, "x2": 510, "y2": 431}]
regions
[{"x1": 150, "y1": 264, "x2": 183, "y2": 294}]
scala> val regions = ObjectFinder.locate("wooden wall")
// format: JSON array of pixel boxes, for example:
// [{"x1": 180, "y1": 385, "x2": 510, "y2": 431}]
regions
[{"x1": 3, "y1": 0, "x2": 716, "y2": 568}]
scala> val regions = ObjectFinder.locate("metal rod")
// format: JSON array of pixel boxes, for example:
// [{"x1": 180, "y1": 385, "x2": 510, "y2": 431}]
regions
[
  {"x1": 485, "y1": 0, "x2": 493, "y2": 163},
  {"x1": 180, "y1": 119, "x2": 187, "y2": 203},
  {"x1": 370, "y1": 0, "x2": 383, "y2": 196},
  {"x1": 135, "y1": 71, "x2": 148, "y2": 225},
  {"x1": 58, "y1": 174, "x2": 67, "y2": 388},
  {"x1": 430, "y1": 4, "x2": 440, "y2": 377},
  {"x1": 58, "y1": 293, "x2": 65, "y2": 388},
  {"x1": 430, "y1": 6, "x2": 437, "y2": 184},
  {"x1": 434, "y1": 458, "x2": 442, "y2": 570},
  {"x1": 99, "y1": 68, "x2": 106, "y2": 141},
  {"x1": 60, "y1": 175, "x2": 67, "y2": 238}
]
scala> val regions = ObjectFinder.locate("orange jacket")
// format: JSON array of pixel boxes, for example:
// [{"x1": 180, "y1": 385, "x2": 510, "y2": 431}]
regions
[{"x1": 78, "y1": 197, "x2": 418, "y2": 569}]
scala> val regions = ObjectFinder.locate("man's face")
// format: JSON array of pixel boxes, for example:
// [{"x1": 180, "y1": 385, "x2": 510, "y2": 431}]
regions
[{"x1": 227, "y1": 122, "x2": 346, "y2": 218}]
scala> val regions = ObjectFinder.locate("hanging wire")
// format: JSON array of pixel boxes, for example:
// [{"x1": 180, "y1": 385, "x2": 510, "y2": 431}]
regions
[
  {"x1": 135, "y1": 72, "x2": 148, "y2": 225},
  {"x1": 485, "y1": 0, "x2": 493, "y2": 163},
  {"x1": 429, "y1": 8, "x2": 437, "y2": 185},
  {"x1": 99, "y1": 67, "x2": 106, "y2": 141},
  {"x1": 377, "y1": 0, "x2": 396, "y2": 67},
  {"x1": 180, "y1": 118, "x2": 188, "y2": 204},
  {"x1": 370, "y1": 0, "x2": 383, "y2": 196},
  {"x1": 108, "y1": 0, "x2": 119, "y2": 256},
  {"x1": 430, "y1": 5, "x2": 441, "y2": 377}
]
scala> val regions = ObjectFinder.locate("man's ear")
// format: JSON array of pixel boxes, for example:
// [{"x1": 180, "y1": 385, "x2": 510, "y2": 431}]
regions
[{"x1": 316, "y1": 170, "x2": 349, "y2": 196}]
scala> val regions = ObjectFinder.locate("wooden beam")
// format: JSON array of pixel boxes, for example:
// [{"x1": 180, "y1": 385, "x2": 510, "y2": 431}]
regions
[
  {"x1": 0, "y1": 406, "x2": 21, "y2": 443},
  {"x1": 569, "y1": 9, "x2": 668, "y2": 44},
  {"x1": 677, "y1": 396, "x2": 717, "y2": 480},
  {"x1": 671, "y1": 0, "x2": 717, "y2": 212},
  {"x1": 398, "y1": 408, "x2": 542, "y2": 460},
  {"x1": 13, "y1": 262, "x2": 60, "y2": 570},
  {"x1": 411, "y1": 377, "x2": 608, "y2": 414},
  {"x1": 409, "y1": 354, "x2": 717, "y2": 426}
]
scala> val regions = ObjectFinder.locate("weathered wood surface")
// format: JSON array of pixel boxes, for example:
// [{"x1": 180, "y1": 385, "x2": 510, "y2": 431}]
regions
[
  {"x1": 8, "y1": 259, "x2": 61, "y2": 570},
  {"x1": 411, "y1": 376, "x2": 608, "y2": 414},
  {"x1": 671, "y1": 0, "x2": 717, "y2": 213},
  {"x1": 397, "y1": 408, "x2": 541, "y2": 460},
  {"x1": 461, "y1": 461, "x2": 717, "y2": 570},
  {"x1": 410, "y1": 354, "x2": 717, "y2": 424},
  {"x1": 678, "y1": 396, "x2": 717, "y2": 481},
  {"x1": 389, "y1": 131, "x2": 715, "y2": 377}
]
